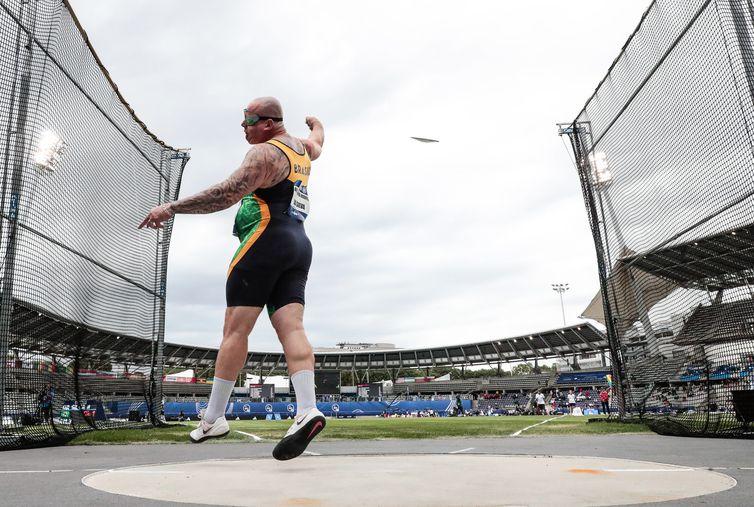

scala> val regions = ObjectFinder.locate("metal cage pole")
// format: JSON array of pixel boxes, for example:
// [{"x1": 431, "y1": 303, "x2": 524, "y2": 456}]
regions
[
  {"x1": 567, "y1": 124, "x2": 627, "y2": 417},
  {"x1": 0, "y1": 0, "x2": 36, "y2": 431}
]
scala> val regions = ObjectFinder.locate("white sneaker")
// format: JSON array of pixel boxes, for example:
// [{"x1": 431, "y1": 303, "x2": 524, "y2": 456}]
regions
[
  {"x1": 272, "y1": 407, "x2": 326, "y2": 460},
  {"x1": 189, "y1": 415, "x2": 230, "y2": 443}
]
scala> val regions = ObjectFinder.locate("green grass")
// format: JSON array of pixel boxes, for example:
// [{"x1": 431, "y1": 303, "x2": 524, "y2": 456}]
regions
[
  {"x1": 526, "y1": 416, "x2": 650, "y2": 435},
  {"x1": 67, "y1": 415, "x2": 650, "y2": 445}
]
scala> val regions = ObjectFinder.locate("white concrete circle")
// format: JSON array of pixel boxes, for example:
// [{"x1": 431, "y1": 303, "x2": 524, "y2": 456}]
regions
[{"x1": 83, "y1": 454, "x2": 736, "y2": 507}]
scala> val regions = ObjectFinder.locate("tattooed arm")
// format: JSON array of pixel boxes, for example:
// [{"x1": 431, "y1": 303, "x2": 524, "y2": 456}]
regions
[
  {"x1": 138, "y1": 145, "x2": 273, "y2": 229},
  {"x1": 170, "y1": 146, "x2": 270, "y2": 214}
]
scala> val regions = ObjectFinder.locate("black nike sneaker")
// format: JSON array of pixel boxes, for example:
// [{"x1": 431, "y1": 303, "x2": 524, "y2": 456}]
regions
[{"x1": 272, "y1": 408, "x2": 326, "y2": 460}]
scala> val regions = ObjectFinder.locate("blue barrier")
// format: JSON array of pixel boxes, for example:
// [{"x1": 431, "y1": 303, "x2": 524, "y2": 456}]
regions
[
  {"x1": 162, "y1": 399, "x2": 470, "y2": 419},
  {"x1": 107, "y1": 401, "x2": 148, "y2": 419},
  {"x1": 105, "y1": 399, "x2": 474, "y2": 421}
]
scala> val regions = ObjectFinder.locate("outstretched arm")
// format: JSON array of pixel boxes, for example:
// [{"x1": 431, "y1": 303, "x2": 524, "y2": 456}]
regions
[
  {"x1": 170, "y1": 145, "x2": 271, "y2": 214},
  {"x1": 301, "y1": 116, "x2": 324, "y2": 161},
  {"x1": 138, "y1": 146, "x2": 272, "y2": 229}
]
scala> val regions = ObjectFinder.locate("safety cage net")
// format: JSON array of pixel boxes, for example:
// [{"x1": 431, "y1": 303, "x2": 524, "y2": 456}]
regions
[
  {"x1": 564, "y1": 0, "x2": 754, "y2": 437},
  {"x1": 0, "y1": 0, "x2": 187, "y2": 449}
]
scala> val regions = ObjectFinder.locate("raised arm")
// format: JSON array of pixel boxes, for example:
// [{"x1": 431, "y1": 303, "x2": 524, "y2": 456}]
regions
[
  {"x1": 301, "y1": 116, "x2": 324, "y2": 161},
  {"x1": 138, "y1": 145, "x2": 272, "y2": 229}
]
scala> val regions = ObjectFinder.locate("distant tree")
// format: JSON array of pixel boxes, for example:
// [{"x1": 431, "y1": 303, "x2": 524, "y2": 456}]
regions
[
  {"x1": 366, "y1": 371, "x2": 391, "y2": 382},
  {"x1": 511, "y1": 363, "x2": 533, "y2": 376},
  {"x1": 464, "y1": 368, "x2": 501, "y2": 379}
]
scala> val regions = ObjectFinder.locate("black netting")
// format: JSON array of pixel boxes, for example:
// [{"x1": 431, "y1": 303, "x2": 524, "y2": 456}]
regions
[
  {"x1": 566, "y1": 0, "x2": 754, "y2": 437},
  {"x1": 0, "y1": 0, "x2": 187, "y2": 449}
]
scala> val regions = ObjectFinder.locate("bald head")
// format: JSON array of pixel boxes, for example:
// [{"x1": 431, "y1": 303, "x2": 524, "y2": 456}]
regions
[
  {"x1": 241, "y1": 96, "x2": 287, "y2": 144},
  {"x1": 246, "y1": 96, "x2": 283, "y2": 119}
]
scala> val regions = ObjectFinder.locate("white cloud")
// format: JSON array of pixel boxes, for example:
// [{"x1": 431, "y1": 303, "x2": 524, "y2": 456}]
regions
[{"x1": 70, "y1": 0, "x2": 651, "y2": 352}]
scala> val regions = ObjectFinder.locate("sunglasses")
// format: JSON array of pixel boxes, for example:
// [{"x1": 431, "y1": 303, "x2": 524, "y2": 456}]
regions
[{"x1": 243, "y1": 110, "x2": 283, "y2": 126}]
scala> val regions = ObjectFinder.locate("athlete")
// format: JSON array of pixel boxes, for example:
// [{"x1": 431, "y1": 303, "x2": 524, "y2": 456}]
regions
[{"x1": 139, "y1": 97, "x2": 325, "y2": 460}]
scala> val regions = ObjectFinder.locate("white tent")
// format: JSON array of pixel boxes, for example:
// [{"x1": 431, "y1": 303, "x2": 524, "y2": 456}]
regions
[
  {"x1": 164, "y1": 369, "x2": 195, "y2": 383},
  {"x1": 580, "y1": 247, "x2": 678, "y2": 336},
  {"x1": 246, "y1": 374, "x2": 289, "y2": 390}
]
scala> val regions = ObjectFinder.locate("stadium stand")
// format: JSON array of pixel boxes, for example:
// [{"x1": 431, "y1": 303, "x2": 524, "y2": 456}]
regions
[
  {"x1": 157, "y1": 323, "x2": 606, "y2": 375},
  {"x1": 673, "y1": 299, "x2": 754, "y2": 346},
  {"x1": 485, "y1": 374, "x2": 553, "y2": 391},
  {"x1": 387, "y1": 374, "x2": 554, "y2": 396},
  {"x1": 478, "y1": 393, "x2": 530, "y2": 414},
  {"x1": 161, "y1": 382, "x2": 212, "y2": 398},
  {"x1": 627, "y1": 356, "x2": 687, "y2": 386},
  {"x1": 556, "y1": 370, "x2": 610, "y2": 386}
]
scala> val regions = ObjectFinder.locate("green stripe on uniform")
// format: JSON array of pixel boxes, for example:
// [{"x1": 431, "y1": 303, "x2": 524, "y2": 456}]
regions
[{"x1": 232, "y1": 195, "x2": 263, "y2": 262}]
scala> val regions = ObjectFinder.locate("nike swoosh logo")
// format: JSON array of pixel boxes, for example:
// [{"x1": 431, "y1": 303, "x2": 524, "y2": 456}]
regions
[
  {"x1": 295, "y1": 416, "x2": 306, "y2": 425},
  {"x1": 307, "y1": 421, "x2": 323, "y2": 440}
]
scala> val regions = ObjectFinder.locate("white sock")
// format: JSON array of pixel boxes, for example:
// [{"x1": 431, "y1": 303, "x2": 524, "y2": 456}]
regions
[
  {"x1": 291, "y1": 370, "x2": 316, "y2": 414},
  {"x1": 203, "y1": 376, "x2": 235, "y2": 424}
]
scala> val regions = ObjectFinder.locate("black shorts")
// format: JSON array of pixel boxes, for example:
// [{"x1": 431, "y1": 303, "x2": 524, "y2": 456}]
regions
[{"x1": 226, "y1": 220, "x2": 312, "y2": 313}]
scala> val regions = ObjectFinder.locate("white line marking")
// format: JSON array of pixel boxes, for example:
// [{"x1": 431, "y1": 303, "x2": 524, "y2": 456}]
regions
[
  {"x1": 235, "y1": 430, "x2": 263, "y2": 442},
  {"x1": 449, "y1": 447, "x2": 475, "y2": 454},
  {"x1": 739, "y1": 467, "x2": 754, "y2": 470},
  {"x1": 303, "y1": 451, "x2": 321, "y2": 456},
  {"x1": 0, "y1": 469, "x2": 73, "y2": 474},
  {"x1": 80, "y1": 468, "x2": 105, "y2": 472},
  {"x1": 709, "y1": 467, "x2": 728, "y2": 470},
  {"x1": 602, "y1": 468, "x2": 695, "y2": 473},
  {"x1": 109, "y1": 470, "x2": 184, "y2": 474},
  {"x1": 0, "y1": 470, "x2": 73, "y2": 474},
  {"x1": 510, "y1": 415, "x2": 567, "y2": 437}
]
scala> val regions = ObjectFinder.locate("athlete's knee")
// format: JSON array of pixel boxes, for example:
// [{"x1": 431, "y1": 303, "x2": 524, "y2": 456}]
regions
[
  {"x1": 277, "y1": 319, "x2": 305, "y2": 340},
  {"x1": 283, "y1": 337, "x2": 313, "y2": 362},
  {"x1": 299, "y1": 340, "x2": 313, "y2": 357},
  {"x1": 221, "y1": 328, "x2": 249, "y2": 345},
  {"x1": 221, "y1": 323, "x2": 252, "y2": 350}
]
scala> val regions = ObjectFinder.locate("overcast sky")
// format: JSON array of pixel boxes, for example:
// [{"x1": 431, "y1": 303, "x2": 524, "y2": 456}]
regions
[{"x1": 69, "y1": 0, "x2": 651, "y2": 353}]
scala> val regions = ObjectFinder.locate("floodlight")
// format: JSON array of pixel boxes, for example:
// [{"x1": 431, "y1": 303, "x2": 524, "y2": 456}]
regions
[
  {"x1": 33, "y1": 130, "x2": 66, "y2": 171},
  {"x1": 588, "y1": 151, "x2": 612, "y2": 185}
]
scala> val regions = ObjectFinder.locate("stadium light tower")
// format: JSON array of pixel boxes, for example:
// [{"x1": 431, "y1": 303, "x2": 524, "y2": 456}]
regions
[{"x1": 551, "y1": 283, "x2": 569, "y2": 326}]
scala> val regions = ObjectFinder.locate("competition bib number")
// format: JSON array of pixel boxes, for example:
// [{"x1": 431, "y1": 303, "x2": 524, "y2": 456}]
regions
[{"x1": 287, "y1": 181, "x2": 309, "y2": 221}]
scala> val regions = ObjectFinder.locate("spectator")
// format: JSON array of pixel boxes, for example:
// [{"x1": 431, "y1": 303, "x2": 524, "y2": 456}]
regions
[
  {"x1": 535, "y1": 392, "x2": 546, "y2": 415},
  {"x1": 37, "y1": 385, "x2": 52, "y2": 423},
  {"x1": 599, "y1": 388, "x2": 610, "y2": 415},
  {"x1": 567, "y1": 390, "x2": 576, "y2": 415}
]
